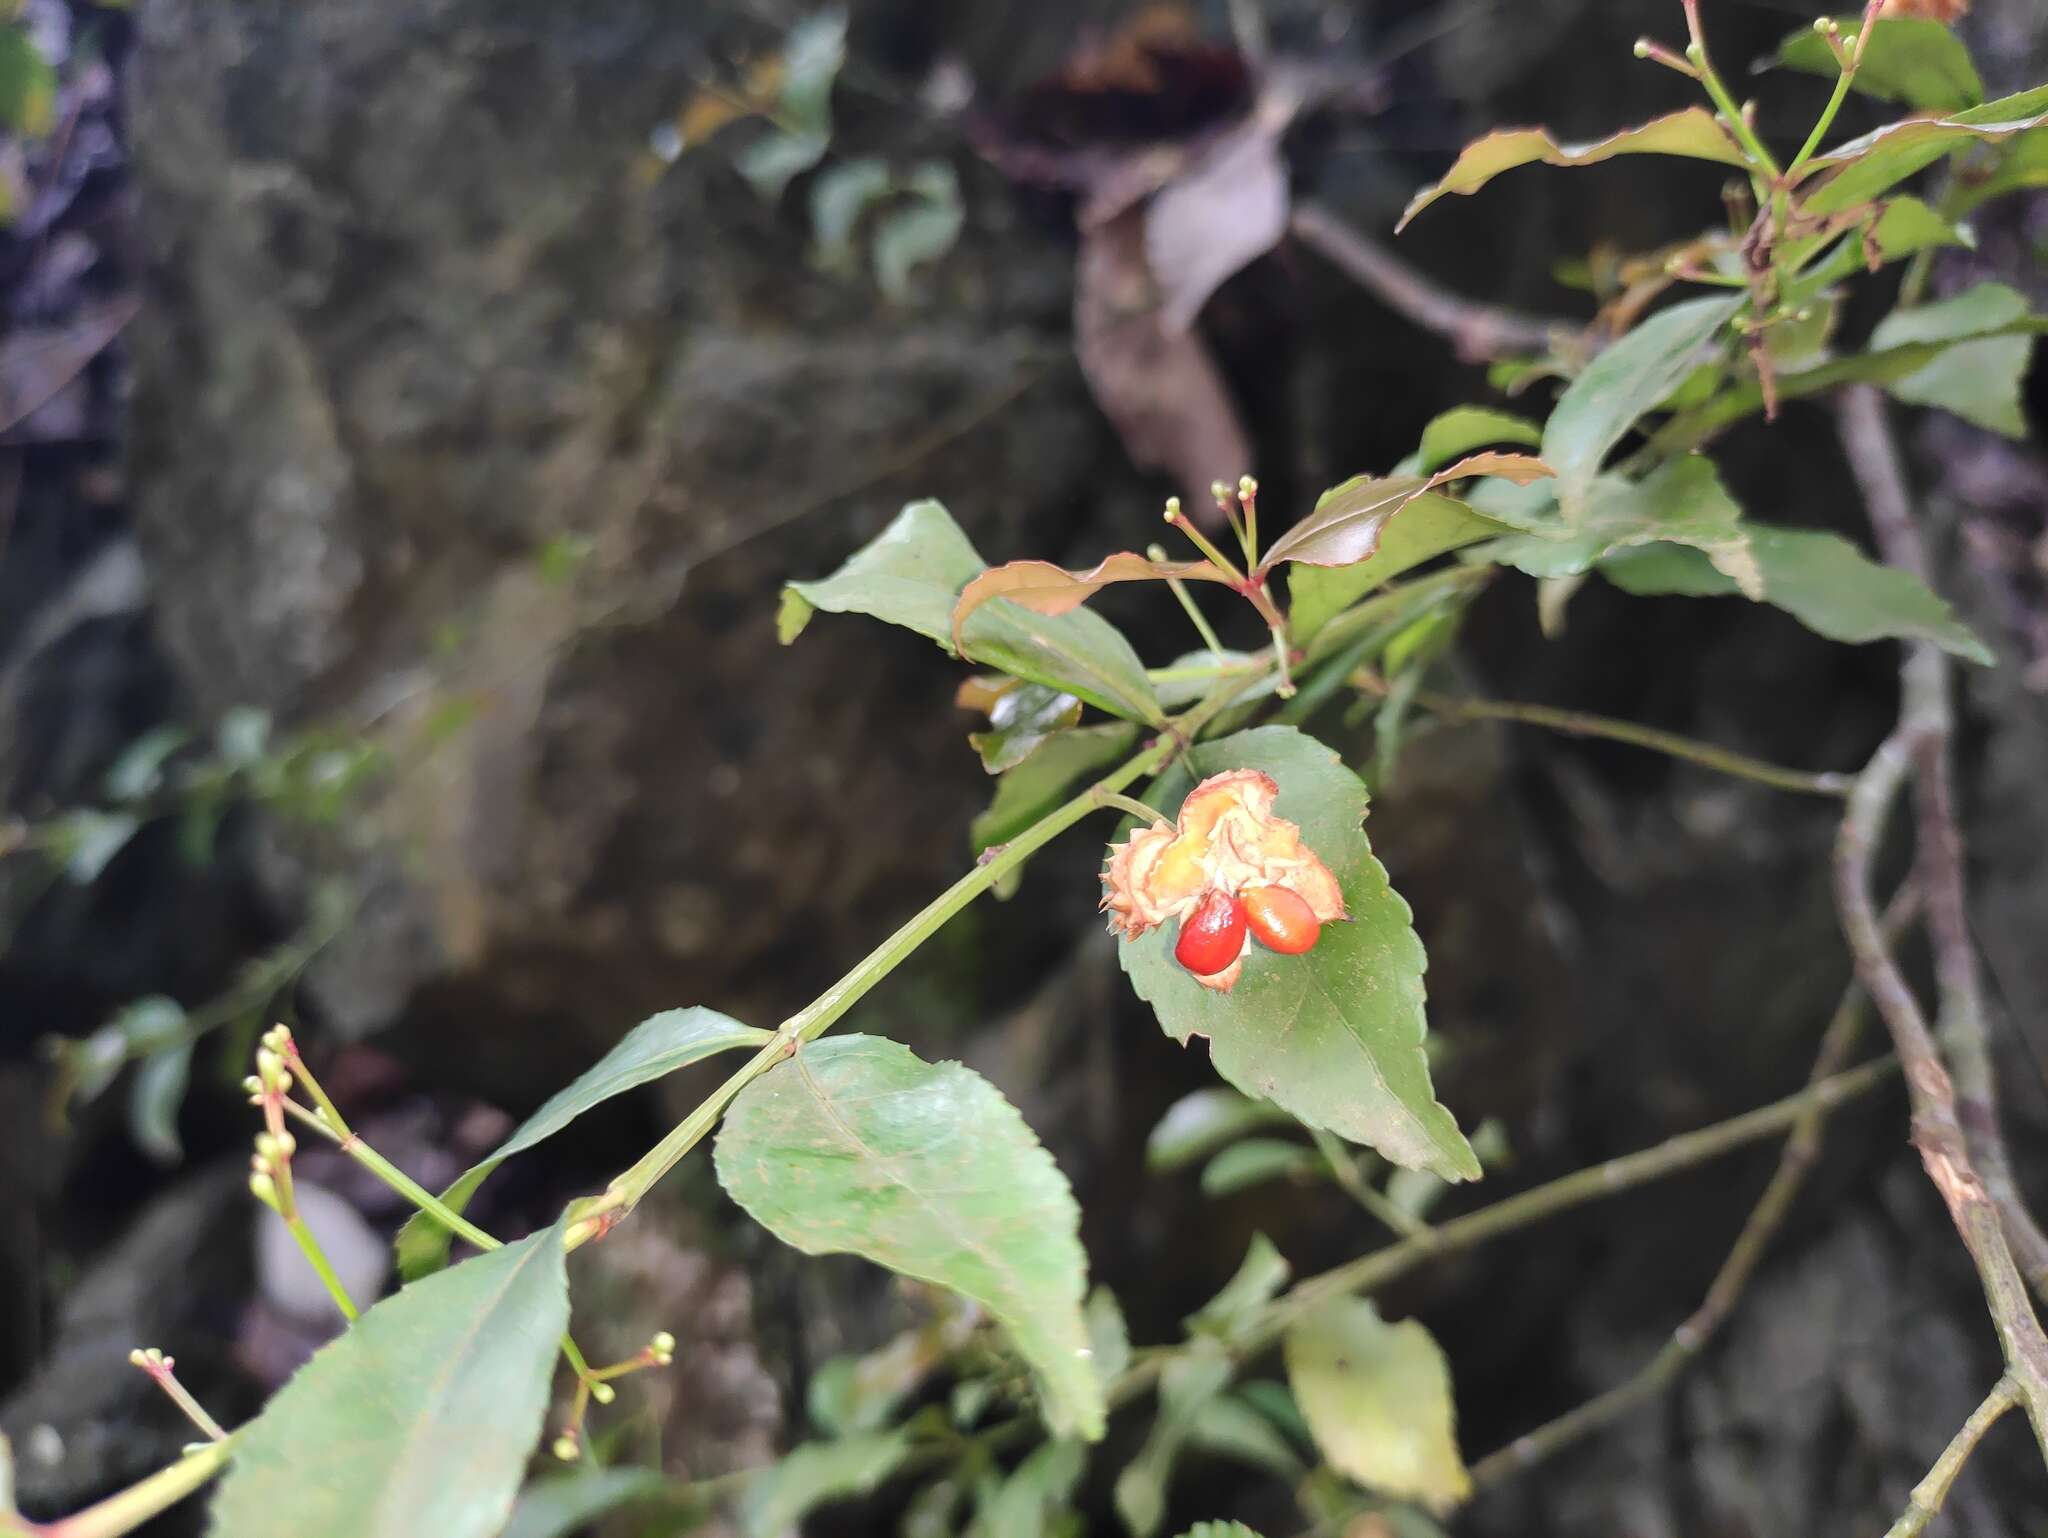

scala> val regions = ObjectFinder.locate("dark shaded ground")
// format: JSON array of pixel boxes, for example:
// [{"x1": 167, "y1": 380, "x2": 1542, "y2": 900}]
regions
[{"x1": 3, "y1": 0, "x2": 2047, "y2": 1533}]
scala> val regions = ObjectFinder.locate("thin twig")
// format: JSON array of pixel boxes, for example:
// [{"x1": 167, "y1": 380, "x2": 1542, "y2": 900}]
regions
[
  {"x1": 1834, "y1": 723, "x2": 2048, "y2": 1457},
  {"x1": 1470, "y1": 887, "x2": 1918, "y2": 1486},
  {"x1": 1309, "y1": 1127, "x2": 1432, "y2": 1239},
  {"x1": 1290, "y1": 202, "x2": 1579, "y2": 363},
  {"x1": 1402, "y1": 686, "x2": 1852, "y2": 797},
  {"x1": 1884, "y1": 1375, "x2": 2021, "y2": 1538},
  {"x1": 1108, "y1": 1055, "x2": 1900, "y2": 1409},
  {"x1": 1837, "y1": 383, "x2": 2048, "y2": 1301}
]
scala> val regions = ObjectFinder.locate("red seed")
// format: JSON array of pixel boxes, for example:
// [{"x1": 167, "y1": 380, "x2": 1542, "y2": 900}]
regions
[
  {"x1": 1242, "y1": 886, "x2": 1321, "y2": 955},
  {"x1": 1175, "y1": 889, "x2": 1247, "y2": 977}
]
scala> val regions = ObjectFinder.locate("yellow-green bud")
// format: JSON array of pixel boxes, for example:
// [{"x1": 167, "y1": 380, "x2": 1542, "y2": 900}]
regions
[
  {"x1": 590, "y1": 1382, "x2": 617, "y2": 1406},
  {"x1": 552, "y1": 1436, "x2": 580, "y2": 1462}
]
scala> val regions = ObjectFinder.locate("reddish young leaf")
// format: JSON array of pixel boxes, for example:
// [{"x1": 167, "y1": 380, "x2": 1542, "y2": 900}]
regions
[
  {"x1": 951, "y1": 552, "x2": 1231, "y2": 649},
  {"x1": 1396, "y1": 109, "x2": 1748, "y2": 231},
  {"x1": 1258, "y1": 453, "x2": 1553, "y2": 572}
]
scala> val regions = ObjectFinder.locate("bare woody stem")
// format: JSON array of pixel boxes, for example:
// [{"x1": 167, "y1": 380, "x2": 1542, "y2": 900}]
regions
[
  {"x1": 1884, "y1": 1375, "x2": 2022, "y2": 1538},
  {"x1": 1835, "y1": 725, "x2": 2048, "y2": 1457},
  {"x1": 1837, "y1": 383, "x2": 2048, "y2": 1300},
  {"x1": 1290, "y1": 203, "x2": 1576, "y2": 362},
  {"x1": 1470, "y1": 887, "x2": 1916, "y2": 1486}
]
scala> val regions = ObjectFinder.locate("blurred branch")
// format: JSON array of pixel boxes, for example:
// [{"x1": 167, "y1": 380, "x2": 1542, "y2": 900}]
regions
[
  {"x1": 1469, "y1": 886, "x2": 1916, "y2": 1487},
  {"x1": 1837, "y1": 382, "x2": 2048, "y2": 1300},
  {"x1": 1883, "y1": 1375, "x2": 2020, "y2": 1538},
  {"x1": 1290, "y1": 202, "x2": 1580, "y2": 362}
]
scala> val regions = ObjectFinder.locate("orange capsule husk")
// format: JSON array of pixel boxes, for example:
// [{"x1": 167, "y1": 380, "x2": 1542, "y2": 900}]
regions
[{"x1": 1242, "y1": 885, "x2": 1321, "y2": 955}]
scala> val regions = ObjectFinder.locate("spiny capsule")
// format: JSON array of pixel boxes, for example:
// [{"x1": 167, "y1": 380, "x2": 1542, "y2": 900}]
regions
[
  {"x1": 1243, "y1": 886, "x2": 1322, "y2": 955},
  {"x1": 1175, "y1": 889, "x2": 1248, "y2": 978}
]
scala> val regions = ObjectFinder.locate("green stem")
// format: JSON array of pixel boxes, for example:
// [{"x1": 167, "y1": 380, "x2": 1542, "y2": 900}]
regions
[
  {"x1": 32, "y1": 1440, "x2": 232, "y2": 1538},
  {"x1": 578, "y1": 680, "x2": 1264, "y2": 1237},
  {"x1": 1308, "y1": 1128, "x2": 1430, "y2": 1239},
  {"x1": 1787, "y1": 60, "x2": 1857, "y2": 178},
  {"x1": 1148, "y1": 543, "x2": 1228, "y2": 658},
  {"x1": 1093, "y1": 790, "x2": 1167, "y2": 825},
  {"x1": 1884, "y1": 1376, "x2": 2021, "y2": 1538},
  {"x1": 285, "y1": 1214, "x2": 358, "y2": 1321},
  {"x1": 1408, "y1": 690, "x2": 1852, "y2": 797}
]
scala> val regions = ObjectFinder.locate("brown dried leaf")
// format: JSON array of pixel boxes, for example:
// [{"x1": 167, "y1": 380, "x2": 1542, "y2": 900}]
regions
[
  {"x1": 951, "y1": 551, "x2": 1229, "y2": 649},
  {"x1": 1075, "y1": 207, "x2": 1254, "y2": 506},
  {"x1": 1145, "y1": 118, "x2": 1290, "y2": 330},
  {"x1": 0, "y1": 296, "x2": 138, "y2": 436}
]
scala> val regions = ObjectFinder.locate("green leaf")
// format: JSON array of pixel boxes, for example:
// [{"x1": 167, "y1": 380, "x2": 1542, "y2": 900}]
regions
[
  {"x1": 969, "y1": 684, "x2": 1083, "y2": 773},
  {"x1": 0, "y1": 28, "x2": 54, "y2": 137},
  {"x1": 810, "y1": 157, "x2": 893, "y2": 270},
  {"x1": 1173, "y1": 1525, "x2": 1266, "y2": 1538},
  {"x1": 1415, "y1": 407, "x2": 1543, "y2": 473},
  {"x1": 1259, "y1": 455, "x2": 1551, "y2": 571},
  {"x1": 1119, "y1": 727, "x2": 1479, "y2": 1181},
  {"x1": 1869, "y1": 282, "x2": 2036, "y2": 436},
  {"x1": 971, "y1": 722, "x2": 1141, "y2": 854},
  {"x1": 104, "y1": 725, "x2": 191, "y2": 802},
  {"x1": 1145, "y1": 1087, "x2": 1295, "y2": 1172},
  {"x1": 1200, "y1": 1138, "x2": 1321, "y2": 1198},
  {"x1": 1397, "y1": 108, "x2": 1748, "y2": 229},
  {"x1": 1540, "y1": 296, "x2": 1742, "y2": 515},
  {"x1": 784, "y1": 501, "x2": 1163, "y2": 724},
  {"x1": 1801, "y1": 84, "x2": 2048, "y2": 215},
  {"x1": 397, "y1": 1008, "x2": 770, "y2": 1280},
  {"x1": 55, "y1": 808, "x2": 142, "y2": 884},
  {"x1": 715, "y1": 1035, "x2": 1104, "y2": 1440},
  {"x1": 211, "y1": 1221, "x2": 571, "y2": 1538},
  {"x1": 874, "y1": 162, "x2": 964, "y2": 303},
  {"x1": 1771, "y1": 17, "x2": 1982, "y2": 112},
  {"x1": 738, "y1": 1430, "x2": 910, "y2": 1538},
  {"x1": 1115, "y1": 1344, "x2": 1233, "y2": 1538},
  {"x1": 1186, "y1": 1232, "x2": 1291, "y2": 1341},
  {"x1": 1188, "y1": 1397, "x2": 1307, "y2": 1480},
  {"x1": 1287, "y1": 495, "x2": 1511, "y2": 644},
  {"x1": 1482, "y1": 455, "x2": 1760, "y2": 596},
  {"x1": 1087, "y1": 1286, "x2": 1133, "y2": 1386},
  {"x1": 129, "y1": 1039, "x2": 193, "y2": 1165},
  {"x1": 1955, "y1": 126, "x2": 2048, "y2": 212},
  {"x1": 1284, "y1": 1297, "x2": 1470, "y2": 1513},
  {"x1": 974, "y1": 1440, "x2": 1088, "y2": 1538},
  {"x1": 501, "y1": 1470, "x2": 670, "y2": 1538},
  {"x1": 1599, "y1": 525, "x2": 1992, "y2": 663}
]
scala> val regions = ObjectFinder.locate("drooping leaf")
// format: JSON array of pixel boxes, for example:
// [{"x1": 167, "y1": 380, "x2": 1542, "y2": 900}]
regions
[
  {"x1": 1118, "y1": 727, "x2": 1479, "y2": 1181},
  {"x1": 873, "y1": 162, "x2": 964, "y2": 303},
  {"x1": 715, "y1": 1035, "x2": 1105, "y2": 1440},
  {"x1": 397, "y1": 1008, "x2": 771, "y2": 1280},
  {"x1": 54, "y1": 808, "x2": 142, "y2": 884},
  {"x1": 1200, "y1": 1138, "x2": 1321, "y2": 1197},
  {"x1": 969, "y1": 684, "x2": 1084, "y2": 773},
  {"x1": 1258, "y1": 454, "x2": 1551, "y2": 572},
  {"x1": 971, "y1": 722, "x2": 1142, "y2": 854},
  {"x1": 951, "y1": 553, "x2": 1230, "y2": 649},
  {"x1": 1599, "y1": 525, "x2": 1992, "y2": 663},
  {"x1": 809, "y1": 158, "x2": 893, "y2": 269},
  {"x1": 211, "y1": 1222, "x2": 570, "y2": 1538},
  {"x1": 500, "y1": 1470, "x2": 671, "y2": 1538},
  {"x1": 1771, "y1": 17, "x2": 1982, "y2": 112},
  {"x1": 1087, "y1": 1286, "x2": 1133, "y2": 1387},
  {"x1": 1186, "y1": 1232, "x2": 1291, "y2": 1340},
  {"x1": 738, "y1": 1430, "x2": 911, "y2": 1538},
  {"x1": 104, "y1": 725, "x2": 192, "y2": 802},
  {"x1": 1800, "y1": 84, "x2": 2048, "y2": 215},
  {"x1": 1481, "y1": 455, "x2": 1760, "y2": 596},
  {"x1": 1397, "y1": 108, "x2": 1747, "y2": 230},
  {"x1": 1869, "y1": 281, "x2": 2036, "y2": 436},
  {"x1": 1146, "y1": 1087, "x2": 1296, "y2": 1172},
  {"x1": 1540, "y1": 295, "x2": 1742, "y2": 514},
  {"x1": 1286, "y1": 495, "x2": 1512, "y2": 644},
  {"x1": 782, "y1": 500, "x2": 1164, "y2": 724},
  {"x1": 1415, "y1": 407, "x2": 1543, "y2": 473},
  {"x1": 1114, "y1": 1344, "x2": 1233, "y2": 1538},
  {"x1": 129, "y1": 1039, "x2": 193, "y2": 1165},
  {"x1": 1284, "y1": 1297, "x2": 1470, "y2": 1513}
]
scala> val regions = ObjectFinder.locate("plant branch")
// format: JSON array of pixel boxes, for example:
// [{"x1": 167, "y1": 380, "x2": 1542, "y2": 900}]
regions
[
  {"x1": 573, "y1": 676, "x2": 1268, "y2": 1242},
  {"x1": 1469, "y1": 886, "x2": 1916, "y2": 1486},
  {"x1": 1834, "y1": 722, "x2": 2048, "y2": 1457},
  {"x1": 1394, "y1": 686, "x2": 1852, "y2": 797},
  {"x1": 1109, "y1": 1055, "x2": 1898, "y2": 1408},
  {"x1": 17, "y1": 1440, "x2": 233, "y2": 1538},
  {"x1": 1884, "y1": 1375, "x2": 2021, "y2": 1538},
  {"x1": 1837, "y1": 383, "x2": 2048, "y2": 1302},
  {"x1": 1309, "y1": 1127, "x2": 1431, "y2": 1239},
  {"x1": 1290, "y1": 202, "x2": 1579, "y2": 363}
]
